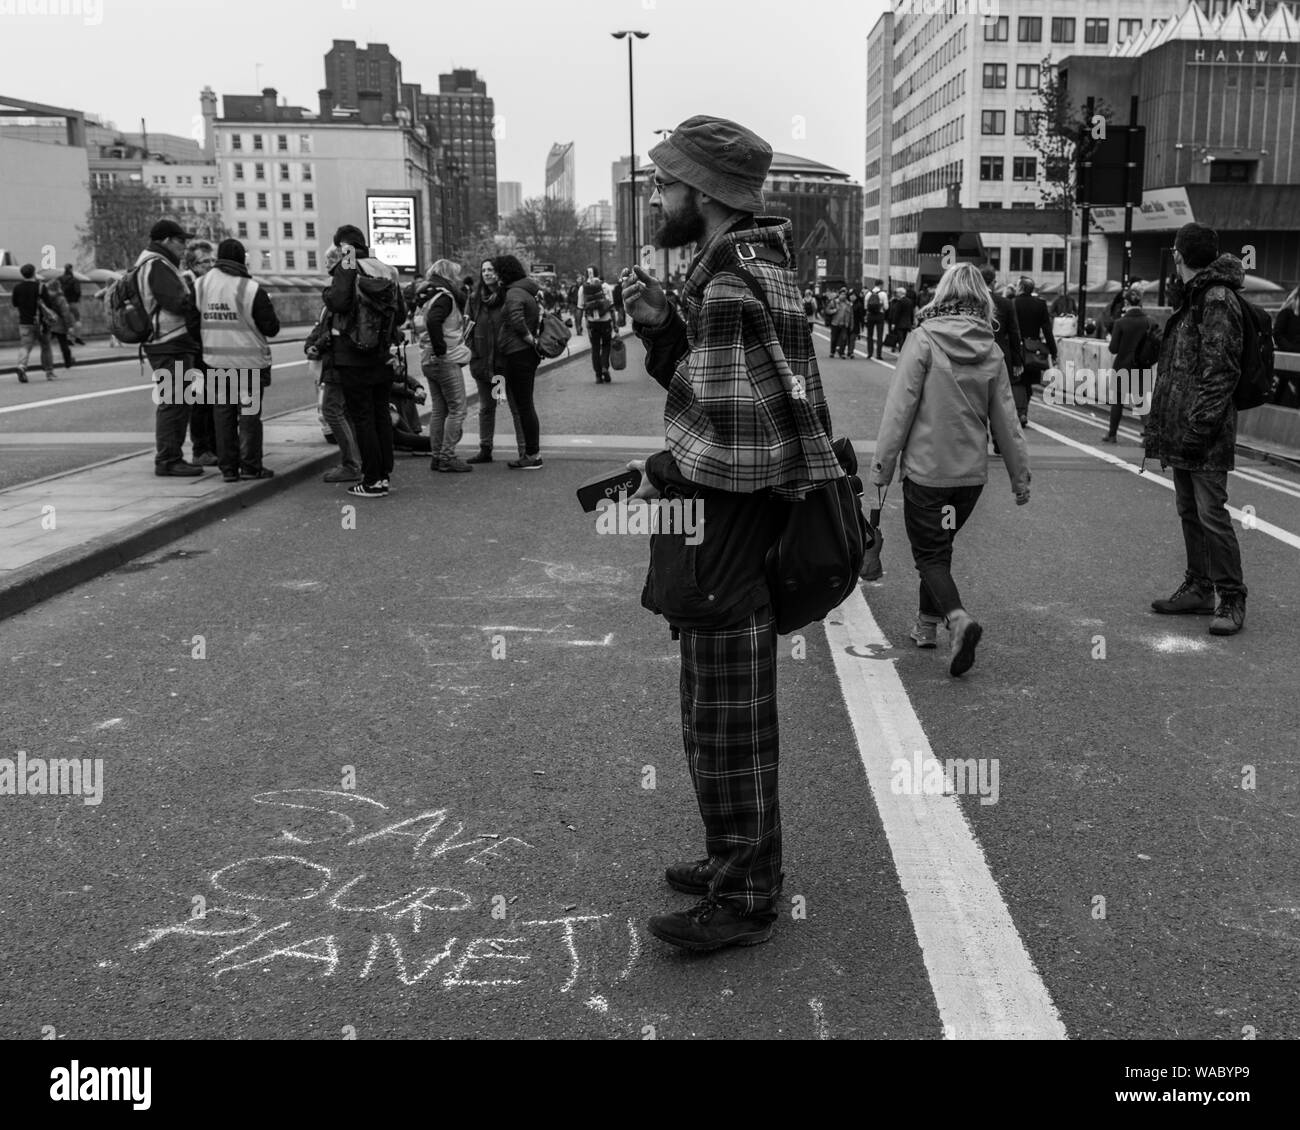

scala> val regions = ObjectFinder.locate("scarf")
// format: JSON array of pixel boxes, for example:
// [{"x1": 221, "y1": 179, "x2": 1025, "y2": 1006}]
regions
[{"x1": 918, "y1": 300, "x2": 990, "y2": 326}]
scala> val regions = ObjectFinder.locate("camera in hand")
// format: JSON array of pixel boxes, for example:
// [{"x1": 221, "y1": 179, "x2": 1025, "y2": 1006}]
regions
[{"x1": 576, "y1": 466, "x2": 643, "y2": 512}]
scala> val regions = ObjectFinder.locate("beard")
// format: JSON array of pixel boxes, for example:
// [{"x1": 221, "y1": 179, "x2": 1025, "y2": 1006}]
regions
[{"x1": 653, "y1": 194, "x2": 706, "y2": 251}]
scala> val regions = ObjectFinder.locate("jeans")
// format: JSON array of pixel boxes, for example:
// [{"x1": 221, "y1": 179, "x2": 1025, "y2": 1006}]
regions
[
  {"x1": 146, "y1": 347, "x2": 195, "y2": 469},
  {"x1": 1172, "y1": 469, "x2": 1246, "y2": 598},
  {"x1": 588, "y1": 320, "x2": 612, "y2": 375},
  {"x1": 318, "y1": 378, "x2": 361, "y2": 473},
  {"x1": 830, "y1": 325, "x2": 853, "y2": 356},
  {"x1": 338, "y1": 364, "x2": 394, "y2": 485},
  {"x1": 902, "y1": 479, "x2": 984, "y2": 619},
  {"x1": 51, "y1": 332, "x2": 74, "y2": 368},
  {"x1": 17, "y1": 324, "x2": 53, "y2": 374},
  {"x1": 865, "y1": 318, "x2": 884, "y2": 356},
  {"x1": 422, "y1": 356, "x2": 467, "y2": 460},
  {"x1": 502, "y1": 348, "x2": 541, "y2": 457}
]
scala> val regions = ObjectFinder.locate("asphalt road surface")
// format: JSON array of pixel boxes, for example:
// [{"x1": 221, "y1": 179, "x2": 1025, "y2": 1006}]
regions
[{"x1": 2, "y1": 330, "x2": 1298, "y2": 1041}]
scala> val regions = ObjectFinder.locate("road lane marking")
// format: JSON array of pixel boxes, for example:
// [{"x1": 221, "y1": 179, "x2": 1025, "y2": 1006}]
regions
[
  {"x1": 824, "y1": 587, "x2": 1068, "y2": 1040},
  {"x1": 1027, "y1": 419, "x2": 1300, "y2": 551},
  {"x1": 811, "y1": 327, "x2": 897, "y2": 368}
]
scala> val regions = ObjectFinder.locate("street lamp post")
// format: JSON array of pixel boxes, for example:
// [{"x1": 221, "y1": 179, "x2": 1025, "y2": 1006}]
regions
[{"x1": 612, "y1": 30, "x2": 649, "y2": 268}]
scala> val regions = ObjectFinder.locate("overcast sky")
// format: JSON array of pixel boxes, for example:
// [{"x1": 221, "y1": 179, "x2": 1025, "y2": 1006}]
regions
[{"x1": 4, "y1": 0, "x2": 881, "y2": 206}]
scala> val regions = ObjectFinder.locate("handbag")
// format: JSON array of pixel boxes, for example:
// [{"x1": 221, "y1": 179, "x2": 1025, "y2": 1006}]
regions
[
  {"x1": 860, "y1": 486, "x2": 885, "y2": 581},
  {"x1": 609, "y1": 335, "x2": 627, "y2": 371},
  {"x1": 1023, "y1": 336, "x2": 1050, "y2": 370}
]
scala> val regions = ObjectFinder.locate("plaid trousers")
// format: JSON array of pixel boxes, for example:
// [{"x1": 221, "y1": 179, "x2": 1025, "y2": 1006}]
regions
[{"x1": 678, "y1": 604, "x2": 783, "y2": 919}]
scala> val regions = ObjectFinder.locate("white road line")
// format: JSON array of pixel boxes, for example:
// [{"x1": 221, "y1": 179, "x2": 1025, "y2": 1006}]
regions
[
  {"x1": 1027, "y1": 419, "x2": 1300, "y2": 551},
  {"x1": 811, "y1": 327, "x2": 897, "y2": 368},
  {"x1": 825, "y1": 587, "x2": 1068, "y2": 1040},
  {"x1": 0, "y1": 357, "x2": 310, "y2": 416}
]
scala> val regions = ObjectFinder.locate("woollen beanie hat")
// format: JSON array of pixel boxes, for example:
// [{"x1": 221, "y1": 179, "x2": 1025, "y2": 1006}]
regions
[
  {"x1": 217, "y1": 238, "x2": 246, "y2": 265},
  {"x1": 649, "y1": 116, "x2": 772, "y2": 214}
]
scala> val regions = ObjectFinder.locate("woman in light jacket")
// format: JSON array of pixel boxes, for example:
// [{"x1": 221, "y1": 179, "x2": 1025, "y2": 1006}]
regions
[{"x1": 870, "y1": 263, "x2": 1032, "y2": 678}]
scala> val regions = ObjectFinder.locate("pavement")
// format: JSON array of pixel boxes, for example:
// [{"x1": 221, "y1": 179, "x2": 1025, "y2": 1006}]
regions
[{"x1": 1, "y1": 325, "x2": 1299, "y2": 1049}]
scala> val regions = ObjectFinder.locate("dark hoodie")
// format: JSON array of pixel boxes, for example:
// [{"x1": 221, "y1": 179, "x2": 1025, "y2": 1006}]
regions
[
  {"x1": 1144, "y1": 253, "x2": 1245, "y2": 472},
  {"x1": 498, "y1": 276, "x2": 541, "y2": 356}
]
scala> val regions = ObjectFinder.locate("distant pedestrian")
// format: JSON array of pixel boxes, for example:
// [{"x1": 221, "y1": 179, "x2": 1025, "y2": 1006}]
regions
[
  {"x1": 567, "y1": 276, "x2": 584, "y2": 335},
  {"x1": 39, "y1": 277, "x2": 76, "y2": 369},
  {"x1": 581, "y1": 267, "x2": 615, "y2": 382},
  {"x1": 324, "y1": 223, "x2": 405, "y2": 497},
  {"x1": 1012, "y1": 277, "x2": 1057, "y2": 427},
  {"x1": 182, "y1": 240, "x2": 219, "y2": 467},
  {"x1": 870, "y1": 262, "x2": 1031, "y2": 675},
  {"x1": 196, "y1": 238, "x2": 280, "y2": 482},
  {"x1": 1050, "y1": 292, "x2": 1077, "y2": 318},
  {"x1": 138, "y1": 219, "x2": 205, "y2": 476},
  {"x1": 465, "y1": 258, "x2": 509, "y2": 464},
  {"x1": 886, "y1": 286, "x2": 914, "y2": 353},
  {"x1": 980, "y1": 265, "x2": 1023, "y2": 455},
  {"x1": 59, "y1": 264, "x2": 86, "y2": 344},
  {"x1": 1270, "y1": 286, "x2": 1300, "y2": 407},
  {"x1": 493, "y1": 254, "x2": 545, "y2": 470},
  {"x1": 828, "y1": 286, "x2": 854, "y2": 358},
  {"x1": 865, "y1": 282, "x2": 886, "y2": 358},
  {"x1": 308, "y1": 250, "x2": 362, "y2": 483},
  {"x1": 416, "y1": 257, "x2": 473, "y2": 473},
  {"x1": 612, "y1": 276, "x2": 627, "y2": 328},
  {"x1": 851, "y1": 288, "x2": 866, "y2": 352},
  {"x1": 1144, "y1": 222, "x2": 1248, "y2": 636},
  {"x1": 1104, "y1": 288, "x2": 1154, "y2": 443},
  {"x1": 11, "y1": 263, "x2": 54, "y2": 383}
]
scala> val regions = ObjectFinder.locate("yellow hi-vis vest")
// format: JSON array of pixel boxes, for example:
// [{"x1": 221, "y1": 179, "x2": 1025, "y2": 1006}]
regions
[
  {"x1": 196, "y1": 269, "x2": 272, "y2": 369},
  {"x1": 134, "y1": 249, "x2": 191, "y2": 346}
]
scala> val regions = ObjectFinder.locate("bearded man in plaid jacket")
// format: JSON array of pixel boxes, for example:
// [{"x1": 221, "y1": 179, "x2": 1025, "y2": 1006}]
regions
[{"x1": 622, "y1": 117, "x2": 843, "y2": 952}]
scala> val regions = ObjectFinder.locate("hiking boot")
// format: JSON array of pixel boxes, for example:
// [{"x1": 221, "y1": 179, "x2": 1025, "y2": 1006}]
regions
[
  {"x1": 439, "y1": 456, "x2": 473, "y2": 473},
  {"x1": 1151, "y1": 579, "x2": 1215, "y2": 615},
  {"x1": 193, "y1": 452, "x2": 219, "y2": 467},
  {"x1": 240, "y1": 467, "x2": 274, "y2": 479},
  {"x1": 429, "y1": 456, "x2": 445, "y2": 472},
  {"x1": 647, "y1": 897, "x2": 774, "y2": 952},
  {"x1": 323, "y1": 467, "x2": 362, "y2": 483},
  {"x1": 665, "y1": 859, "x2": 716, "y2": 895},
  {"x1": 948, "y1": 610, "x2": 983, "y2": 678},
  {"x1": 466, "y1": 448, "x2": 493, "y2": 464},
  {"x1": 221, "y1": 472, "x2": 240, "y2": 483},
  {"x1": 1101, "y1": 434, "x2": 1119, "y2": 444},
  {"x1": 508, "y1": 455, "x2": 544, "y2": 470},
  {"x1": 909, "y1": 617, "x2": 938, "y2": 649},
  {"x1": 1208, "y1": 595, "x2": 1245, "y2": 636},
  {"x1": 155, "y1": 461, "x2": 203, "y2": 477}
]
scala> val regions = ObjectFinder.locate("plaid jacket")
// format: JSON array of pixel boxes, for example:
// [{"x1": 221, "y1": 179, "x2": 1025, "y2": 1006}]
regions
[{"x1": 640, "y1": 217, "x2": 842, "y2": 501}]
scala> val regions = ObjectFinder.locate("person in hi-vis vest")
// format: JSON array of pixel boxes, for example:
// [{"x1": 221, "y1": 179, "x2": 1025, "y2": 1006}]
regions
[{"x1": 196, "y1": 239, "x2": 281, "y2": 482}]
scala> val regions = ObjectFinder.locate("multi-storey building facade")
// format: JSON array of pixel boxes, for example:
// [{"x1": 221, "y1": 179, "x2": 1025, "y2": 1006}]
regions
[
  {"x1": 498, "y1": 181, "x2": 523, "y2": 221},
  {"x1": 546, "y1": 142, "x2": 575, "y2": 206},
  {"x1": 324, "y1": 40, "x2": 404, "y2": 120}
]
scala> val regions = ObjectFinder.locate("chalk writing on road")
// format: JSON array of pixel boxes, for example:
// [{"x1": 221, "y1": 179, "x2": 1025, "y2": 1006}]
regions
[{"x1": 130, "y1": 789, "x2": 641, "y2": 994}]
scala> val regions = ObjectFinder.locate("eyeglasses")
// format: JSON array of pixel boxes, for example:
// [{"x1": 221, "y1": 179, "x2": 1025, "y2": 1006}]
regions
[{"x1": 652, "y1": 177, "x2": 680, "y2": 192}]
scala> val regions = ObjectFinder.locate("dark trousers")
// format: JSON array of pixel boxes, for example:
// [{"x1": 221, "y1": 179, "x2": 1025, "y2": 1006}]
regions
[
  {"x1": 473, "y1": 374, "x2": 526, "y2": 455},
  {"x1": 213, "y1": 369, "x2": 268, "y2": 475},
  {"x1": 830, "y1": 325, "x2": 853, "y2": 356},
  {"x1": 902, "y1": 479, "x2": 984, "y2": 619},
  {"x1": 502, "y1": 348, "x2": 541, "y2": 457},
  {"x1": 51, "y1": 332, "x2": 74, "y2": 368},
  {"x1": 866, "y1": 318, "x2": 884, "y2": 356},
  {"x1": 678, "y1": 605, "x2": 782, "y2": 920},
  {"x1": 189, "y1": 404, "x2": 216, "y2": 458},
  {"x1": 892, "y1": 325, "x2": 911, "y2": 353},
  {"x1": 1172, "y1": 469, "x2": 1246, "y2": 598},
  {"x1": 588, "y1": 320, "x2": 612, "y2": 376},
  {"x1": 338, "y1": 365, "x2": 394, "y2": 485},
  {"x1": 1107, "y1": 401, "x2": 1124, "y2": 437},
  {"x1": 146, "y1": 348, "x2": 195, "y2": 470}
]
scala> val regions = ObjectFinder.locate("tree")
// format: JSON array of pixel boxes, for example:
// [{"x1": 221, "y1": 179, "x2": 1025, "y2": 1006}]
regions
[
  {"x1": 76, "y1": 182, "x2": 231, "y2": 270},
  {"x1": 501, "y1": 197, "x2": 599, "y2": 279},
  {"x1": 454, "y1": 228, "x2": 528, "y2": 277}
]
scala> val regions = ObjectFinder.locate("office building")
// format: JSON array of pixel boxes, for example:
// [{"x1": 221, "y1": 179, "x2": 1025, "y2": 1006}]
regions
[
  {"x1": 324, "y1": 40, "x2": 404, "y2": 120},
  {"x1": 498, "y1": 180, "x2": 523, "y2": 220},
  {"x1": 546, "y1": 142, "x2": 575, "y2": 206}
]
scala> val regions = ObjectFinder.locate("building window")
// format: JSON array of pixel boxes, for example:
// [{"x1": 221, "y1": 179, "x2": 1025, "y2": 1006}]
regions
[
  {"x1": 1118, "y1": 19, "x2": 1142, "y2": 43},
  {"x1": 235, "y1": 191, "x2": 246, "y2": 210},
  {"x1": 1018, "y1": 16, "x2": 1042, "y2": 42},
  {"x1": 285, "y1": 251, "x2": 296, "y2": 269},
  {"x1": 980, "y1": 157, "x2": 1005, "y2": 181},
  {"x1": 253, "y1": 134, "x2": 263, "y2": 151},
  {"x1": 307, "y1": 250, "x2": 318, "y2": 270},
  {"x1": 987, "y1": 249, "x2": 1001, "y2": 271},
  {"x1": 283, "y1": 222, "x2": 293, "y2": 239},
  {"x1": 1014, "y1": 110, "x2": 1037, "y2": 136},
  {"x1": 236, "y1": 221, "x2": 248, "y2": 239},
  {"x1": 1226, "y1": 71, "x2": 1239, "y2": 87},
  {"x1": 1013, "y1": 157, "x2": 1037, "y2": 180},
  {"x1": 1051, "y1": 17, "x2": 1076, "y2": 43},
  {"x1": 305, "y1": 222, "x2": 316, "y2": 240},
  {"x1": 983, "y1": 15, "x2": 1008, "y2": 41},
  {"x1": 202, "y1": 175, "x2": 215, "y2": 186},
  {"x1": 984, "y1": 64, "x2": 1007, "y2": 89},
  {"x1": 261, "y1": 251, "x2": 271, "y2": 270},
  {"x1": 281, "y1": 193, "x2": 291, "y2": 210},
  {"x1": 279, "y1": 163, "x2": 290, "y2": 181},
  {"x1": 978, "y1": 202, "x2": 1005, "y2": 210},
  {"x1": 233, "y1": 163, "x2": 245, "y2": 180},
  {"x1": 152, "y1": 175, "x2": 166, "y2": 185},
  {"x1": 1084, "y1": 18, "x2": 1109, "y2": 44},
  {"x1": 1210, "y1": 160, "x2": 1252, "y2": 183},
  {"x1": 1043, "y1": 247, "x2": 1066, "y2": 273},
  {"x1": 302, "y1": 164, "x2": 312, "y2": 182},
  {"x1": 254, "y1": 163, "x2": 265, "y2": 181},
  {"x1": 1016, "y1": 65, "x2": 1041, "y2": 90},
  {"x1": 981, "y1": 110, "x2": 1006, "y2": 135},
  {"x1": 277, "y1": 134, "x2": 288, "y2": 152},
  {"x1": 299, "y1": 134, "x2": 312, "y2": 154},
  {"x1": 1009, "y1": 248, "x2": 1034, "y2": 273},
  {"x1": 258, "y1": 222, "x2": 269, "y2": 239},
  {"x1": 257, "y1": 192, "x2": 267, "y2": 209},
  {"x1": 303, "y1": 193, "x2": 315, "y2": 210},
  {"x1": 230, "y1": 134, "x2": 242, "y2": 151}
]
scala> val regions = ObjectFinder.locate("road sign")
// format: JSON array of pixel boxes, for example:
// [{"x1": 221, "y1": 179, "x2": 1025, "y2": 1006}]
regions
[
  {"x1": 816, "y1": 257, "x2": 827, "y2": 279},
  {"x1": 530, "y1": 263, "x2": 555, "y2": 275}
]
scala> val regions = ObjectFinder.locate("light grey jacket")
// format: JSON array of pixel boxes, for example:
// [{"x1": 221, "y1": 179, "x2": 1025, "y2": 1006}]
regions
[{"x1": 870, "y1": 315, "x2": 1030, "y2": 493}]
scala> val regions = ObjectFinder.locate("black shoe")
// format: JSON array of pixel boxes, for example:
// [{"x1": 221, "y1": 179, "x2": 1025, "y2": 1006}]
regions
[
  {"x1": 665, "y1": 858, "x2": 716, "y2": 895},
  {"x1": 222, "y1": 472, "x2": 240, "y2": 483},
  {"x1": 193, "y1": 452, "x2": 219, "y2": 467},
  {"x1": 466, "y1": 449, "x2": 493, "y2": 464},
  {"x1": 507, "y1": 455, "x2": 544, "y2": 470},
  {"x1": 155, "y1": 461, "x2": 204, "y2": 477},
  {"x1": 1208, "y1": 594, "x2": 1246, "y2": 636},
  {"x1": 1152, "y1": 579, "x2": 1216, "y2": 615},
  {"x1": 16, "y1": 368, "x2": 28, "y2": 383},
  {"x1": 647, "y1": 897, "x2": 774, "y2": 952},
  {"x1": 240, "y1": 467, "x2": 274, "y2": 479},
  {"x1": 1101, "y1": 434, "x2": 1118, "y2": 444}
]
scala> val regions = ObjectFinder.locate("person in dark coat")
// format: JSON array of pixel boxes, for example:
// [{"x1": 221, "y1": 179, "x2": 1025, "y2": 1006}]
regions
[
  {"x1": 1142, "y1": 222, "x2": 1247, "y2": 636},
  {"x1": 465, "y1": 258, "x2": 508, "y2": 463},
  {"x1": 981, "y1": 266, "x2": 1023, "y2": 452},
  {"x1": 1012, "y1": 278, "x2": 1057, "y2": 427},
  {"x1": 886, "y1": 287, "x2": 915, "y2": 354},
  {"x1": 1104, "y1": 289, "x2": 1155, "y2": 443},
  {"x1": 1271, "y1": 286, "x2": 1300, "y2": 407},
  {"x1": 493, "y1": 254, "x2": 545, "y2": 469}
]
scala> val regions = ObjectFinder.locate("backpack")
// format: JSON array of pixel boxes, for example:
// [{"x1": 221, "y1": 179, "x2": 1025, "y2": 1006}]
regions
[
  {"x1": 1191, "y1": 288, "x2": 1275, "y2": 411},
  {"x1": 103, "y1": 262, "x2": 154, "y2": 344},
  {"x1": 714, "y1": 244, "x2": 871, "y2": 633},
  {"x1": 583, "y1": 282, "x2": 612, "y2": 318},
  {"x1": 535, "y1": 305, "x2": 572, "y2": 358},
  {"x1": 1134, "y1": 318, "x2": 1163, "y2": 369},
  {"x1": 348, "y1": 271, "x2": 402, "y2": 353},
  {"x1": 867, "y1": 290, "x2": 883, "y2": 314}
]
